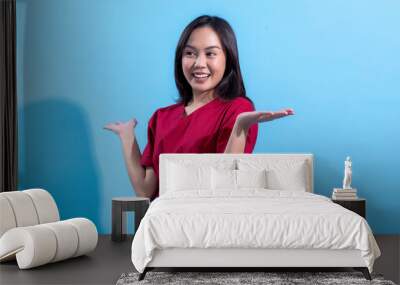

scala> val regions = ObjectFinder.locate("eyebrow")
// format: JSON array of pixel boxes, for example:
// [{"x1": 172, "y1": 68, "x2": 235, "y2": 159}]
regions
[{"x1": 184, "y1": 44, "x2": 222, "y2": 50}]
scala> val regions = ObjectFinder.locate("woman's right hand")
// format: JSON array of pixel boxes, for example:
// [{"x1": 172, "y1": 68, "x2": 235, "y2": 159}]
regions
[{"x1": 103, "y1": 118, "x2": 138, "y2": 141}]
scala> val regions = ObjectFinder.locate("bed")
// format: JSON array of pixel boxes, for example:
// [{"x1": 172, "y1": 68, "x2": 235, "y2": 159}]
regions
[{"x1": 131, "y1": 153, "x2": 381, "y2": 281}]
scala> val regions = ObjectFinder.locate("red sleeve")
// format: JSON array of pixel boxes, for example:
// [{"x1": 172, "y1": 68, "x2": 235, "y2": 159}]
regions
[
  {"x1": 216, "y1": 98, "x2": 258, "y2": 153},
  {"x1": 140, "y1": 111, "x2": 158, "y2": 168}
]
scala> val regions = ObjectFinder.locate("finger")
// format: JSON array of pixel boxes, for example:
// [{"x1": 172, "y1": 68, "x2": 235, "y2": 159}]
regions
[
  {"x1": 285, "y1": 108, "x2": 294, "y2": 115},
  {"x1": 104, "y1": 125, "x2": 117, "y2": 130},
  {"x1": 258, "y1": 110, "x2": 291, "y2": 120},
  {"x1": 273, "y1": 111, "x2": 291, "y2": 118},
  {"x1": 274, "y1": 112, "x2": 294, "y2": 120},
  {"x1": 275, "y1": 110, "x2": 292, "y2": 116},
  {"x1": 104, "y1": 122, "x2": 119, "y2": 129},
  {"x1": 274, "y1": 110, "x2": 288, "y2": 116},
  {"x1": 259, "y1": 113, "x2": 288, "y2": 122}
]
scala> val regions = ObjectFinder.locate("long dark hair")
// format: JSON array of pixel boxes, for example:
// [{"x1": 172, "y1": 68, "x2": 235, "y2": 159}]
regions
[{"x1": 174, "y1": 15, "x2": 252, "y2": 106}]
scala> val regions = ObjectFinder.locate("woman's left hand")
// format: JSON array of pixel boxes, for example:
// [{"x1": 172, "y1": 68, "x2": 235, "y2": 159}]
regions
[{"x1": 236, "y1": 108, "x2": 295, "y2": 130}]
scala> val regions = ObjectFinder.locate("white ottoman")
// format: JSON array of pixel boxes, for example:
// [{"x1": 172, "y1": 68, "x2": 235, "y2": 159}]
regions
[{"x1": 0, "y1": 189, "x2": 98, "y2": 269}]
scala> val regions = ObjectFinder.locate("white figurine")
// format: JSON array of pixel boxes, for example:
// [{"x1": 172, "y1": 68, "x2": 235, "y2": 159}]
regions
[{"x1": 342, "y1": 156, "x2": 352, "y2": 189}]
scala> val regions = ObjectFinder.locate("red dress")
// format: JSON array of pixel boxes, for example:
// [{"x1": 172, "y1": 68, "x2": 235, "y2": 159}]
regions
[{"x1": 140, "y1": 96, "x2": 258, "y2": 199}]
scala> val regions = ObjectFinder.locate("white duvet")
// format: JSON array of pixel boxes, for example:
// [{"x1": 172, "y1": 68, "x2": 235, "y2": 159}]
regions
[{"x1": 131, "y1": 190, "x2": 380, "y2": 273}]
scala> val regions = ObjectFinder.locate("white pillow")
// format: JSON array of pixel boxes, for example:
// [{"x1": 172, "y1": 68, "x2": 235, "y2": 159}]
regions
[
  {"x1": 167, "y1": 162, "x2": 210, "y2": 191},
  {"x1": 211, "y1": 168, "x2": 268, "y2": 190},
  {"x1": 211, "y1": 168, "x2": 236, "y2": 190},
  {"x1": 236, "y1": 169, "x2": 267, "y2": 188},
  {"x1": 237, "y1": 159, "x2": 309, "y2": 191},
  {"x1": 266, "y1": 167, "x2": 307, "y2": 191}
]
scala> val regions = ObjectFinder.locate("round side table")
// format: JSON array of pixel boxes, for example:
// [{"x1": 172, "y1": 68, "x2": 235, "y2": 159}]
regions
[{"x1": 111, "y1": 197, "x2": 150, "y2": 242}]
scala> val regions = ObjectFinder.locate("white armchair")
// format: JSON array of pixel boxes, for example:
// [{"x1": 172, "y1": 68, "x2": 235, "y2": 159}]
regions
[{"x1": 0, "y1": 189, "x2": 98, "y2": 269}]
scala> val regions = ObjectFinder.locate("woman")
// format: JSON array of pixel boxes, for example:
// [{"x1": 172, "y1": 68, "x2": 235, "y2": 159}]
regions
[{"x1": 104, "y1": 15, "x2": 294, "y2": 200}]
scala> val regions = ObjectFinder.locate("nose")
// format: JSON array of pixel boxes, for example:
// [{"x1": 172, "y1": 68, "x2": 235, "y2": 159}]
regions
[{"x1": 194, "y1": 53, "x2": 207, "y2": 68}]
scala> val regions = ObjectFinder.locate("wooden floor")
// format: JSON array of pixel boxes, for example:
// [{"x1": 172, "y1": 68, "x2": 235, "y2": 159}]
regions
[
  {"x1": 0, "y1": 235, "x2": 134, "y2": 285},
  {"x1": 0, "y1": 235, "x2": 399, "y2": 285}
]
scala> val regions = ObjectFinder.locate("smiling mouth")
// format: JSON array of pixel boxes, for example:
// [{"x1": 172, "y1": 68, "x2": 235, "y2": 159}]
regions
[{"x1": 192, "y1": 73, "x2": 211, "y2": 79}]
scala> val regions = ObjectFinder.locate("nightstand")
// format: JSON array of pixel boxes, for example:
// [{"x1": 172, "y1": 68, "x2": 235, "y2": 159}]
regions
[
  {"x1": 112, "y1": 197, "x2": 150, "y2": 242},
  {"x1": 332, "y1": 198, "x2": 366, "y2": 218}
]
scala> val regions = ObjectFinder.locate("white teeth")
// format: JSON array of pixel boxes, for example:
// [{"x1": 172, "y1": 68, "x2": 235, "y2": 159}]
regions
[{"x1": 193, "y1": 74, "x2": 210, "y2": 78}]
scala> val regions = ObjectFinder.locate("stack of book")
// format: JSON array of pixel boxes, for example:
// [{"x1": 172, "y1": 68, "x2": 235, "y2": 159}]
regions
[{"x1": 332, "y1": 188, "x2": 358, "y2": 200}]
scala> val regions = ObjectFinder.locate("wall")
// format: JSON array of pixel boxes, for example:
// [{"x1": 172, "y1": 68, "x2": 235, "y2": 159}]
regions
[{"x1": 16, "y1": 0, "x2": 400, "y2": 234}]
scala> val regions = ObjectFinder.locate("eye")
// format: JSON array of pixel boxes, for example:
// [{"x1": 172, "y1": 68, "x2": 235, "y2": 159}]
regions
[
  {"x1": 184, "y1": 51, "x2": 196, "y2": 57},
  {"x1": 206, "y1": 52, "x2": 216, "y2": 57}
]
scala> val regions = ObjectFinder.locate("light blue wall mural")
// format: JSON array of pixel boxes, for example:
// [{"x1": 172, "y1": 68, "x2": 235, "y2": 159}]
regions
[{"x1": 17, "y1": 0, "x2": 400, "y2": 234}]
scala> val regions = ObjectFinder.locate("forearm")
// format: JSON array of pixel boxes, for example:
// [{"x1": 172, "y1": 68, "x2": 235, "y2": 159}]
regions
[
  {"x1": 120, "y1": 136, "x2": 155, "y2": 198},
  {"x1": 224, "y1": 121, "x2": 248, "y2": 153}
]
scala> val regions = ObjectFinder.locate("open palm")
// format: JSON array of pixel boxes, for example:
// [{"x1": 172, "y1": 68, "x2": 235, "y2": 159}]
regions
[
  {"x1": 103, "y1": 118, "x2": 138, "y2": 137},
  {"x1": 237, "y1": 108, "x2": 294, "y2": 130}
]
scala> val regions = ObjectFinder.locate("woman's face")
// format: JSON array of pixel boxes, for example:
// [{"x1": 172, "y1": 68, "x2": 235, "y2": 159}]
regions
[{"x1": 182, "y1": 26, "x2": 226, "y2": 98}]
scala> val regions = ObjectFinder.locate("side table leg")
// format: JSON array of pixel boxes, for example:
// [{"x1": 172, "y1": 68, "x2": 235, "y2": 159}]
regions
[
  {"x1": 112, "y1": 202, "x2": 126, "y2": 241},
  {"x1": 134, "y1": 202, "x2": 149, "y2": 235}
]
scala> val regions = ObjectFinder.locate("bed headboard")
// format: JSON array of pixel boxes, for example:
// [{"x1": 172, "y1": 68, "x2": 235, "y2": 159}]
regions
[{"x1": 159, "y1": 153, "x2": 314, "y2": 195}]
